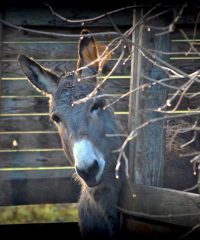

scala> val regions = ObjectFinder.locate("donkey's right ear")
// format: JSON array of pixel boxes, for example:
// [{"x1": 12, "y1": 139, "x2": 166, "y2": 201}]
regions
[
  {"x1": 18, "y1": 55, "x2": 59, "y2": 94},
  {"x1": 77, "y1": 29, "x2": 98, "y2": 75}
]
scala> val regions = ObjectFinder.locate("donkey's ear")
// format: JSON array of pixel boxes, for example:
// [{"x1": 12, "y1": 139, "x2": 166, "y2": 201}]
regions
[
  {"x1": 18, "y1": 55, "x2": 59, "y2": 94},
  {"x1": 77, "y1": 29, "x2": 98, "y2": 76}
]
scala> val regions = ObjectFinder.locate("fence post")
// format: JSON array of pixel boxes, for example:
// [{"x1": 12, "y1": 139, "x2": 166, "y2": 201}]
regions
[
  {"x1": 0, "y1": 11, "x2": 2, "y2": 112},
  {"x1": 128, "y1": 8, "x2": 171, "y2": 187}
]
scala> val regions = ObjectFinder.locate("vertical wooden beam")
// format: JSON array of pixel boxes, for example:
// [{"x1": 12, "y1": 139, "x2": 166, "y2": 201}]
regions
[
  {"x1": 128, "y1": 9, "x2": 170, "y2": 187},
  {"x1": 198, "y1": 173, "x2": 200, "y2": 194},
  {"x1": 0, "y1": 11, "x2": 2, "y2": 113},
  {"x1": 128, "y1": 8, "x2": 143, "y2": 178}
]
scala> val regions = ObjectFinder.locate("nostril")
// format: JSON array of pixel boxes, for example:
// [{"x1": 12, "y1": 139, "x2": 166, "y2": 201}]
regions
[
  {"x1": 88, "y1": 160, "x2": 99, "y2": 176},
  {"x1": 76, "y1": 160, "x2": 99, "y2": 180},
  {"x1": 76, "y1": 166, "x2": 87, "y2": 180}
]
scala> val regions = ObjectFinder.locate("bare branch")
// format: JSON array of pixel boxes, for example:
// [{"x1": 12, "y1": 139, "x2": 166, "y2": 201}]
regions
[
  {"x1": 155, "y1": 3, "x2": 188, "y2": 36},
  {"x1": 180, "y1": 131, "x2": 197, "y2": 149},
  {"x1": 179, "y1": 222, "x2": 200, "y2": 239},
  {"x1": 45, "y1": 3, "x2": 135, "y2": 24},
  {"x1": 183, "y1": 181, "x2": 200, "y2": 192},
  {"x1": 0, "y1": 18, "x2": 119, "y2": 38}
]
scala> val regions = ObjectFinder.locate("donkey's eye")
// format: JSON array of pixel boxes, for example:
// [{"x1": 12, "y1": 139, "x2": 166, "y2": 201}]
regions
[
  {"x1": 51, "y1": 114, "x2": 61, "y2": 123},
  {"x1": 90, "y1": 101, "x2": 103, "y2": 113}
]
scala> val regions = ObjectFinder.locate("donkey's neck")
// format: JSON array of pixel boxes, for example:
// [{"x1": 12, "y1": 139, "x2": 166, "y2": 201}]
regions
[
  {"x1": 79, "y1": 174, "x2": 122, "y2": 238},
  {"x1": 82, "y1": 151, "x2": 123, "y2": 221}
]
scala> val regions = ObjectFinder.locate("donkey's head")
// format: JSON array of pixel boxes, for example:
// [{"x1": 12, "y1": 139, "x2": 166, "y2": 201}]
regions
[{"x1": 18, "y1": 30, "x2": 122, "y2": 187}]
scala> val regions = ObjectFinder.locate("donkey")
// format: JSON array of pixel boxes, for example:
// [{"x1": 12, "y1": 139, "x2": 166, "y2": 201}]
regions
[{"x1": 18, "y1": 30, "x2": 125, "y2": 239}]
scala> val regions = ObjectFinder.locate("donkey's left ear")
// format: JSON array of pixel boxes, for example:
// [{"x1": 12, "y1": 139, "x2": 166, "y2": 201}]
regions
[
  {"x1": 18, "y1": 55, "x2": 59, "y2": 94},
  {"x1": 77, "y1": 29, "x2": 98, "y2": 76}
]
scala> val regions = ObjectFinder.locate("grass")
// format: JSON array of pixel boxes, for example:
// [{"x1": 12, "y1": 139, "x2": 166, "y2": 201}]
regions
[{"x1": 0, "y1": 203, "x2": 78, "y2": 224}]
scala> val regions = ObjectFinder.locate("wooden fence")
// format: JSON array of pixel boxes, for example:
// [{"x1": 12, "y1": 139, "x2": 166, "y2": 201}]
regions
[
  {"x1": 0, "y1": 4, "x2": 132, "y2": 205},
  {"x1": 0, "y1": 3, "x2": 200, "y2": 236}
]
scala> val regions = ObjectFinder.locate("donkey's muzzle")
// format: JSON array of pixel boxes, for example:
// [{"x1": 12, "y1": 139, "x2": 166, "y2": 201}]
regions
[{"x1": 76, "y1": 160, "x2": 102, "y2": 187}]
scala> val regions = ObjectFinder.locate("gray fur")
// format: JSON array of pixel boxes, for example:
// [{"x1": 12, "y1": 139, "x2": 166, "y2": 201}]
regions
[{"x1": 18, "y1": 30, "x2": 124, "y2": 239}]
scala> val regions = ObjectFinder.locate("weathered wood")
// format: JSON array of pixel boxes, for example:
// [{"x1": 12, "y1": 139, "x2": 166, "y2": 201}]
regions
[
  {"x1": 164, "y1": 150, "x2": 198, "y2": 192},
  {"x1": 0, "y1": 151, "x2": 69, "y2": 168},
  {"x1": 171, "y1": 27, "x2": 200, "y2": 40},
  {"x1": 0, "y1": 97, "x2": 49, "y2": 114},
  {"x1": 170, "y1": 58, "x2": 200, "y2": 74},
  {"x1": 129, "y1": 12, "x2": 170, "y2": 186},
  {"x1": 171, "y1": 42, "x2": 200, "y2": 56},
  {"x1": 1, "y1": 79, "x2": 40, "y2": 96},
  {"x1": 119, "y1": 183, "x2": 200, "y2": 228},
  {"x1": 167, "y1": 77, "x2": 200, "y2": 93},
  {"x1": 174, "y1": 8, "x2": 200, "y2": 25},
  {"x1": 167, "y1": 94, "x2": 200, "y2": 111},
  {"x1": 2, "y1": 59, "x2": 131, "y2": 77},
  {"x1": 0, "y1": 11, "x2": 3, "y2": 113},
  {"x1": 2, "y1": 40, "x2": 129, "y2": 60},
  {"x1": 0, "y1": 132, "x2": 62, "y2": 150},
  {"x1": 2, "y1": 26, "x2": 129, "y2": 42},
  {"x1": 0, "y1": 114, "x2": 128, "y2": 131},
  {"x1": 0, "y1": 96, "x2": 128, "y2": 114},
  {"x1": 3, "y1": 42, "x2": 80, "y2": 60},
  {"x1": 0, "y1": 115, "x2": 56, "y2": 131},
  {"x1": 4, "y1": 7, "x2": 132, "y2": 27},
  {"x1": 0, "y1": 6, "x2": 132, "y2": 209},
  {"x1": 2, "y1": 24, "x2": 200, "y2": 43},
  {"x1": 5, "y1": 33, "x2": 199, "y2": 62},
  {"x1": 128, "y1": 9, "x2": 141, "y2": 179},
  {"x1": 2, "y1": 60, "x2": 76, "y2": 77},
  {"x1": 1, "y1": 78, "x2": 130, "y2": 96},
  {"x1": 0, "y1": 168, "x2": 80, "y2": 206}
]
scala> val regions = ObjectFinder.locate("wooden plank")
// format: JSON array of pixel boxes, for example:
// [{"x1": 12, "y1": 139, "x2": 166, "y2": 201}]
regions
[
  {"x1": 129, "y1": 13, "x2": 170, "y2": 186},
  {"x1": 1, "y1": 78, "x2": 130, "y2": 96},
  {"x1": 0, "y1": 97, "x2": 49, "y2": 114},
  {"x1": 0, "y1": 115, "x2": 56, "y2": 131},
  {"x1": 128, "y1": 9, "x2": 141, "y2": 179},
  {"x1": 103, "y1": 78, "x2": 130, "y2": 95},
  {"x1": 2, "y1": 40, "x2": 129, "y2": 60},
  {"x1": 3, "y1": 42, "x2": 79, "y2": 60},
  {"x1": 2, "y1": 26, "x2": 128, "y2": 42},
  {"x1": 0, "y1": 96, "x2": 128, "y2": 114},
  {"x1": 167, "y1": 94, "x2": 200, "y2": 111},
  {"x1": 2, "y1": 60, "x2": 76, "y2": 77},
  {"x1": 0, "y1": 151, "x2": 69, "y2": 168},
  {"x1": 0, "y1": 168, "x2": 80, "y2": 205},
  {"x1": 1, "y1": 79, "x2": 40, "y2": 96},
  {"x1": 2, "y1": 59, "x2": 131, "y2": 77},
  {"x1": 167, "y1": 78, "x2": 200, "y2": 93},
  {"x1": 170, "y1": 59, "x2": 200, "y2": 74},
  {"x1": 171, "y1": 42, "x2": 200, "y2": 56},
  {"x1": 0, "y1": 132, "x2": 62, "y2": 150},
  {"x1": 173, "y1": 9, "x2": 200, "y2": 25},
  {"x1": 0, "y1": 11, "x2": 3, "y2": 113},
  {"x1": 171, "y1": 27, "x2": 200, "y2": 40},
  {"x1": 119, "y1": 183, "x2": 200, "y2": 228},
  {"x1": 164, "y1": 150, "x2": 198, "y2": 192},
  {"x1": 4, "y1": 7, "x2": 132, "y2": 27},
  {"x1": 0, "y1": 114, "x2": 128, "y2": 131},
  {"x1": 117, "y1": 114, "x2": 128, "y2": 132}
]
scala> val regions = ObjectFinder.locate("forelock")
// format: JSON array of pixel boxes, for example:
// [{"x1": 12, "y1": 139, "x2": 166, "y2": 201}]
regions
[{"x1": 54, "y1": 74, "x2": 96, "y2": 105}]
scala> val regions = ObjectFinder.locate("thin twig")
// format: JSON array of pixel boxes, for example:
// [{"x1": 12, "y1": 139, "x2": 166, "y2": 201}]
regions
[
  {"x1": 0, "y1": 18, "x2": 119, "y2": 38},
  {"x1": 155, "y1": 3, "x2": 188, "y2": 36},
  {"x1": 179, "y1": 223, "x2": 200, "y2": 239},
  {"x1": 45, "y1": 4, "x2": 135, "y2": 24}
]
